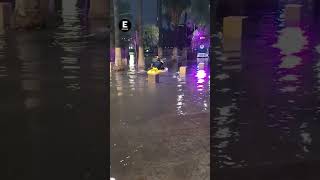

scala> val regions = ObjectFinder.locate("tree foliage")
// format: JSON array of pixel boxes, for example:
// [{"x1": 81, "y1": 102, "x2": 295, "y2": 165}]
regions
[
  {"x1": 190, "y1": 0, "x2": 210, "y2": 26},
  {"x1": 143, "y1": 25, "x2": 159, "y2": 49},
  {"x1": 163, "y1": 0, "x2": 191, "y2": 26},
  {"x1": 111, "y1": 0, "x2": 132, "y2": 48}
]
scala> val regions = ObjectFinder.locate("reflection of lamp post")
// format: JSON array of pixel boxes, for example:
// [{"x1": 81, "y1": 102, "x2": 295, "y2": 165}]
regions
[
  {"x1": 129, "y1": 45, "x2": 135, "y2": 67},
  {"x1": 272, "y1": 27, "x2": 308, "y2": 56},
  {"x1": 196, "y1": 69, "x2": 207, "y2": 92},
  {"x1": 316, "y1": 45, "x2": 320, "y2": 54},
  {"x1": 272, "y1": 26, "x2": 308, "y2": 96}
]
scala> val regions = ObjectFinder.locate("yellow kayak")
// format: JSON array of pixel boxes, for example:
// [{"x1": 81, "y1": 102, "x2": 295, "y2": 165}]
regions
[{"x1": 147, "y1": 67, "x2": 168, "y2": 75}]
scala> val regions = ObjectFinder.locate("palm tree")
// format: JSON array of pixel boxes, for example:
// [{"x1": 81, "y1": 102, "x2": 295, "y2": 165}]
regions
[
  {"x1": 113, "y1": 0, "x2": 125, "y2": 71},
  {"x1": 89, "y1": 0, "x2": 108, "y2": 18},
  {"x1": 211, "y1": 0, "x2": 216, "y2": 32},
  {"x1": 110, "y1": 0, "x2": 115, "y2": 50},
  {"x1": 137, "y1": 0, "x2": 145, "y2": 70},
  {"x1": 191, "y1": 0, "x2": 210, "y2": 26},
  {"x1": 163, "y1": 0, "x2": 191, "y2": 61}
]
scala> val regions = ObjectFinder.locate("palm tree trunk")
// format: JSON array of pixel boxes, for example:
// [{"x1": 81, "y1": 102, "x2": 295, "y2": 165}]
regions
[
  {"x1": 137, "y1": 0, "x2": 145, "y2": 69},
  {"x1": 172, "y1": 26, "x2": 179, "y2": 61},
  {"x1": 110, "y1": 0, "x2": 115, "y2": 48},
  {"x1": 182, "y1": 12, "x2": 188, "y2": 61},
  {"x1": 89, "y1": 0, "x2": 108, "y2": 18},
  {"x1": 172, "y1": 46, "x2": 178, "y2": 60},
  {"x1": 171, "y1": 16, "x2": 179, "y2": 61},
  {"x1": 113, "y1": 0, "x2": 124, "y2": 71}
]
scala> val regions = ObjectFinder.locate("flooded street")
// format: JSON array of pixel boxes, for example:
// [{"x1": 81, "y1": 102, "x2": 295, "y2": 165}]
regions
[
  {"x1": 213, "y1": 2, "x2": 320, "y2": 179},
  {"x1": 110, "y1": 62, "x2": 210, "y2": 179},
  {"x1": 2, "y1": 1, "x2": 107, "y2": 179},
  {"x1": 6, "y1": 0, "x2": 320, "y2": 179}
]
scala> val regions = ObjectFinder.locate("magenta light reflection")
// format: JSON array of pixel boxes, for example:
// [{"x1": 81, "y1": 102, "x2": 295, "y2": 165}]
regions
[
  {"x1": 196, "y1": 70, "x2": 207, "y2": 79},
  {"x1": 196, "y1": 69, "x2": 208, "y2": 92},
  {"x1": 198, "y1": 79, "x2": 205, "y2": 84}
]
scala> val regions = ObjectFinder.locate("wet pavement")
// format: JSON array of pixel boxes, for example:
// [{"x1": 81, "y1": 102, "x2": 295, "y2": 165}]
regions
[
  {"x1": 213, "y1": 1, "x2": 320, "y2": 180},
  {"x1": 110, "y1": 60, "x2": 210, "y2": 179},
  {"x1": 7, "y1": 0, "x2": 320, "y2": 179},
  {"x1": 2, "y1": 1, "x2": 107, "y2": 179}
]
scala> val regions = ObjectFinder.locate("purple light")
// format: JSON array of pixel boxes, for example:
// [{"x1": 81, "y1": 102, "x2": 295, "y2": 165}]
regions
[
  {"x1": 197, "y1": 79, "x2": 205, "y2": 84},
  {"x1": 197, "y1": 84, "x2": 204, "y2": 88},
  {"x1": 196, "y1": 70, "x2": 207, "y2": 79},
  {"x1": 194, "y1": 67, "x2": 209, "y2": 92},
  {"x1": 192, "y1": 27, "x2": 210, "y2": 50}
]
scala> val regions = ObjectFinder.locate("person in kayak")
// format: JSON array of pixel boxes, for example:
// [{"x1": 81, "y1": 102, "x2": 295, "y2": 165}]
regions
[{"x1": 151, "y1": 56, "x2": 165, "y2": 70}]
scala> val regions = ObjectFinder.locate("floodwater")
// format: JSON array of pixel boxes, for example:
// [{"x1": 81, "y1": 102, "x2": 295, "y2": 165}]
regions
[
  {"x1": 1, "y1": 1, "x2": 107, "y2": 180},
  {"x1": 213, "y1": 2, "x2": 320, "y2": 180},
  {"x1": 110, "y1": 60, "x2": 210, "y2": 179}
]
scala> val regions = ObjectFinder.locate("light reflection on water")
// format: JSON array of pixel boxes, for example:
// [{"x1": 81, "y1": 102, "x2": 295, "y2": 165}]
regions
[
  {"x1": 272, "y1": 27, "x2": 308, "y2": 55},
  {"x1": 177, "y1": 78, "x2": 186, "y2": 115},
  {"x1": 110, "y1": 62, "x2": 210, "y2": 178},
  {"x1": 1, "y1": 0, "x2": 108, "y2": 178},
  {"x1": 52, "y1": 3, "x2": 84, "y2": 91},
  {"x1": 214, "y1": 3, "x2": 320, "y2": 171}
]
